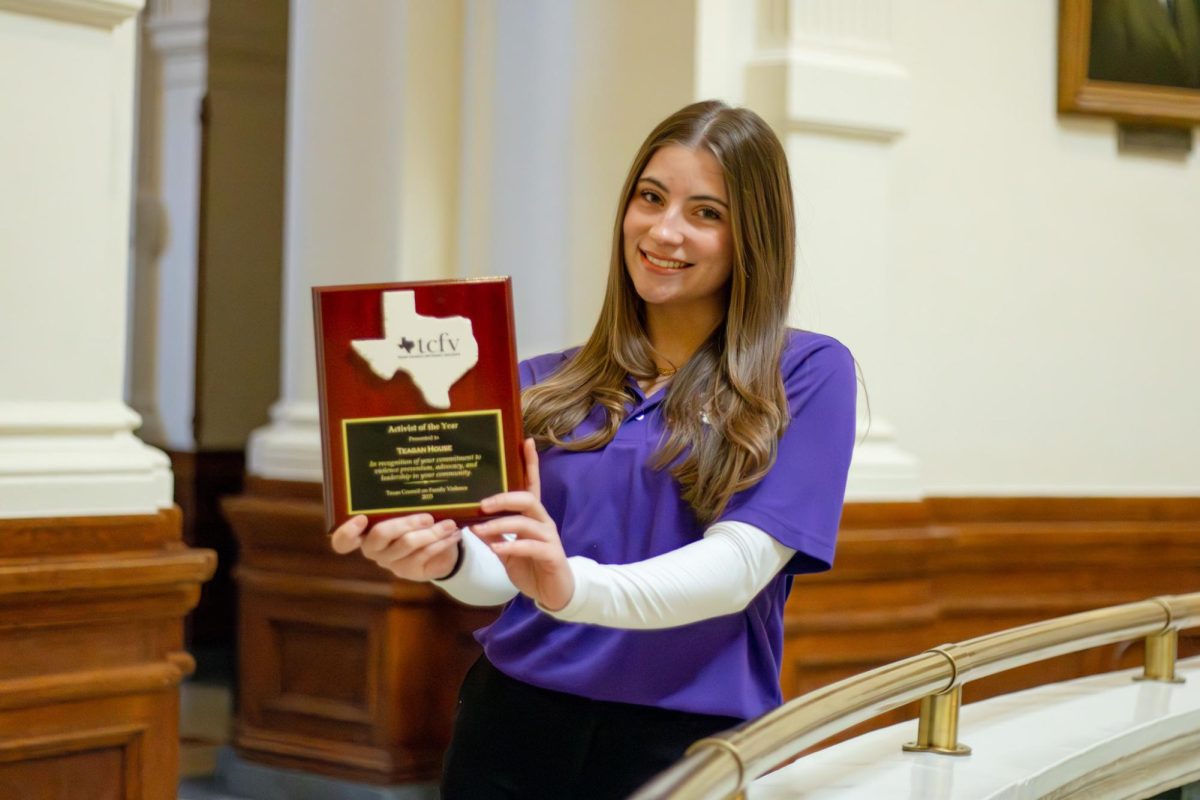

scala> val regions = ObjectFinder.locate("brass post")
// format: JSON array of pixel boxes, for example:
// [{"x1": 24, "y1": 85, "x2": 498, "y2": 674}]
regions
[
  {"x1": 902, "y1": 685, "x2": 972, "y2": 755},
  {"x1": 1135, "y1": 597, "x2": 1186, "y2": 684},
  {"x1": 1136, "y1": 628, "x2": 1186, "y2": 684}
]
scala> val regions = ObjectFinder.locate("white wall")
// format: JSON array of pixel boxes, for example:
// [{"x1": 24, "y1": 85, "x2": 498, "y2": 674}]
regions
[
  {"x1": 883, "y1": 1, "x2": 1200, "y2": 495},
  {"x1": 566, "y1": 0, "x2": 696, "y2": 345}
]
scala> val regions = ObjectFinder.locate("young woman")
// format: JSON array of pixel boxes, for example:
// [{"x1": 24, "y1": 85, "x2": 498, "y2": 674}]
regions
[{"x1": 331, "y1": 100, "x2": 856, "y2": 799}]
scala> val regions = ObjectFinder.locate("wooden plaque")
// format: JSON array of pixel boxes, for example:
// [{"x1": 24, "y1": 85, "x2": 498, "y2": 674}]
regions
[{"x1": 313, "y1": 278, "x2": 525, "y2": 532}]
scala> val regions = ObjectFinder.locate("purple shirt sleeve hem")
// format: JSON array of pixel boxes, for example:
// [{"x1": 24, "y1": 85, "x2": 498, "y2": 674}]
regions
[{"x1": 716, "y1": 508, "x2": 836, "y2": 575}]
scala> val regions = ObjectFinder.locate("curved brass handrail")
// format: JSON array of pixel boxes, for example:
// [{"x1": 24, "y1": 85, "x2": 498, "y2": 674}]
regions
[{"x1": 631, "y1": 592, "x2": 1200, "y2": 800}]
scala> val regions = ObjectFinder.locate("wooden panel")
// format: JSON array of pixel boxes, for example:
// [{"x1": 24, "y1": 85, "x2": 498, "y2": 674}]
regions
[
  {"x1": 225, "y1": 488, "x2": 496, "y2": 784},
  {"x1": 925, "y1": 496, "x2": 1200, "y2": 523},
  {"x1": 0, "y1": 510, "x2": 214, "y2": 799},
  {"x1": 0, "y1": 725, "x2": 144, "y2": 800},
  {"x1": 0, "y1": 748, "x2": 126, "y2": 799},
  {"x1": 251, "y1": 600, "x2": 379, "y2": 732},
  {"x1": 781, "y1": 497, "x2": 1200, "y2": 744},
  {"x1": 276, "y1": 621, "x2": 371, "y2": 714}
]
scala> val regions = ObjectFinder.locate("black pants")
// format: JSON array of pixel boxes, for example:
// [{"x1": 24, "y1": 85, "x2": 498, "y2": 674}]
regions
[{"x1": 442, "y1": 656, "x2": 742, "y2": 800}]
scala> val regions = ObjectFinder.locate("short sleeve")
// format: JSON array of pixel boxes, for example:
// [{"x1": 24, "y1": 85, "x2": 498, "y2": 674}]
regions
[
  {"x1": 716, "y1": 335, "x2": 856, "y2": 575},
  {"x1": 519, "y1": 359, "x2": 536, "y2": 391},
  {"x1": 519, "y1": 348, "x2": 578, "y2": 392}
]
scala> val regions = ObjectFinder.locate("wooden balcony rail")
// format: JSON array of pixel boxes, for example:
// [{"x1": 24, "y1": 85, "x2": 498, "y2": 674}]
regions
[{"x1": 631, "y1": 592, "x2": 1200, "y2": 800}]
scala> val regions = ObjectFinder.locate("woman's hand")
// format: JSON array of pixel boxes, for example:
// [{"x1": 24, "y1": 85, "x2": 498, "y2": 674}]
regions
[
  {"x1": 471, "y1": 439, "x2": 573, "y2": 611},
  {"x1": 329, "y1": 512, "x2": 462, "y2": 582}
]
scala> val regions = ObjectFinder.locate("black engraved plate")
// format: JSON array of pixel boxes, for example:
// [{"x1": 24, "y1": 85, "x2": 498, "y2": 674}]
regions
[{"x1": 342, "y1": 410, "x2": 507, "y2": 515}]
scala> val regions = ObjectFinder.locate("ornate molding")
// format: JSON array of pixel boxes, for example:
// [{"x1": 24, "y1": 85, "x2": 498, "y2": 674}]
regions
[
  {"x1": 757, "y1": 0, "x2": 896, "y2": 54},
  {"x1": 0, "y1": 400, "x2": 140, "y2": 435},
  {"x1": 0, "y1": 386, "x2": 173, "y2": 522},
  {"x1": 0, "y1": 549, "x2": 214, "y2": 597},
  {"x1": 748, "y1": 0, "x2": 909, "y2": 139},
  {"x1": 0, "y1": 661, "x2": 192, "y2": 711},
  {"x1": 247, "y1": 401, "x2": 323, "y2": 481},
  {"x1": 845, "y1": 417, "x2": 923, "y2": 501},
  {"x1": 756, "y1": 0, "x2": 789, "y2": 53},
  {"x1": 145, "y1": 12, "x2": 207, "y2": 61},
  {"x1": 0, "y1": 429, "x2": 172, "y2": 518},
  {"x1": 789, "y1": 0, "x2": 894, "y2": 54},
  {"x1": 0, "y1": 0, "x2": 141, "y2": 29},
  {"x1": 144, "y1": 0, "x2": 205, "y2": 22}
]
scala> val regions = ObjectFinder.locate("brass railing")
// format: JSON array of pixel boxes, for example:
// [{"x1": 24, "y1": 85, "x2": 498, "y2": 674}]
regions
[{"x1": 631, "y1": 592, "x2": 1200, "y2": 800}]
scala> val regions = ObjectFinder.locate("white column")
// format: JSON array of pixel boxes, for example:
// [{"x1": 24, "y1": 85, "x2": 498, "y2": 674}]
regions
[
  {"x1": 0, "y1": 0, "x2": 173, "y2": 517},
  {"x1": 252, "y1": 0, "x2": 699, "y2": 479},
  {"x1": 129, "y1": 0, "x2": 208, "y2": 450},
  {"x1": 462, "y1": 0, "x2": 699, "y2": 354},
  {"x1": 457, "y1": 0, "x2": 574, "y2": 359},
  {"x1": 704, "y1": 0, "x2": 922, "y2": 500},
  {"x1": 248, "y1": 0, "x2": 462, "y2": 480}
]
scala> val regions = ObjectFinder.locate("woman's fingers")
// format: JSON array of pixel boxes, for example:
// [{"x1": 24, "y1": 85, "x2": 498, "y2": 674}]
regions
[
  {"x1": 472, "y1": 515, "x2": 550, "y2": 542},
  {"x1": 387, "y1": 528, "x2": 460, "y2": 570},
  {"x1": 357, "y1": 514, "x2": 436, "y2": 557},
  {"x1": 329, "y1": 515, "x2": 369, "y2": 554},
  {"x1": 328, "y1": 511, "x2": 464, "y2": 583},
  {"x1": 523, "y1": 438, "x2": 542, "y2": 500},
  {"x1": 489, "y1": 538, "x2": 556, "y2": 560},
  {"x1": 479, "y1": 491, "x2": 550, "y2": 522},
  {"x1": 364, "y1": 517, "x2": 452, "y2": 559}
]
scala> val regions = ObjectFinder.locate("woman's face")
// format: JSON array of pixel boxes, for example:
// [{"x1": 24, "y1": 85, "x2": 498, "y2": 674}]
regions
[{"x1": 622, "y1": 145, "x2": 733, "y2": 320}]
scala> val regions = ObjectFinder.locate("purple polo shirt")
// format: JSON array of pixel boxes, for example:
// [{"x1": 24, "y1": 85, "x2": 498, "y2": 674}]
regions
[{"x1": 475, "y1": 330, "x2": 856, "y2": 720}]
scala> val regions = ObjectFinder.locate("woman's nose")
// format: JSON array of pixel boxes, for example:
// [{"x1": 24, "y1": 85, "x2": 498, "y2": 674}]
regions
[{"x1": 650, "y1": 210, "x2": 684, "y2": 246}]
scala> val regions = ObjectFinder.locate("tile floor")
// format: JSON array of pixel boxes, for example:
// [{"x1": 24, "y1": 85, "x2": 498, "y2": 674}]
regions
[{"x1": 178, "y1": 775, "x2": 246, "y2": 800}]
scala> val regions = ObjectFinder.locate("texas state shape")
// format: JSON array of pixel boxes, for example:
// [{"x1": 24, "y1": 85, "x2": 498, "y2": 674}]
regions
[{"x1": 351, "y1": 291, "x2": 478, "y2": 409}]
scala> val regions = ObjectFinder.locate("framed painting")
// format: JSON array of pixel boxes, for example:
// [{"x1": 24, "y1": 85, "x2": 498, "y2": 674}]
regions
[{"x1": 1059, "y1": 0, "x2": 1200, "y2": 126}]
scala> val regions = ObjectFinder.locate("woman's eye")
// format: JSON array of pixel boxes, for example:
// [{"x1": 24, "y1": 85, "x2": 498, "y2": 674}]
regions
[
  {"x1": 697, "y1": 207, "x2": 722, "y2": 221},
  {"x1": 639, "y1": 190, "x2": 662, "y2": 204}
]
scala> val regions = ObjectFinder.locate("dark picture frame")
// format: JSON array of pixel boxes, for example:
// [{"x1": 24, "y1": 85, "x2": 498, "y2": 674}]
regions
[{"x1": 1059, "y1": 0, "x2": 1200, "y2": 126}]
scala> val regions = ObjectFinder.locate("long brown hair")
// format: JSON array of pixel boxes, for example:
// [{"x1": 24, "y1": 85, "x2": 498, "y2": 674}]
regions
[{"x1": 522, "y1": 100, "x2": 796, "y2": 523}]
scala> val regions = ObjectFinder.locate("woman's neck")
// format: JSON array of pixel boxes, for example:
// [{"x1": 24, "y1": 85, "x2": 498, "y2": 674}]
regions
[{"x1": 643, "y1": 301, "x2": 724, "y2": 374}]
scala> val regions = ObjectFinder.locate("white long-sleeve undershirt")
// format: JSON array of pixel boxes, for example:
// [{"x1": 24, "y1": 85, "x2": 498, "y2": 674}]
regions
[
  {"x1": 433, "y1": 524, "x2": 523, "y2": 607},
  {"x1": 434, "y1": 521, "x2": 794, "y2": 629}
]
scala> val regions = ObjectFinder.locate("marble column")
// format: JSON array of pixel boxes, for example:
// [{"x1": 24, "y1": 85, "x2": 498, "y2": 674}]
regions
[
  {"x1": 0, "y1": 0, "x2": 172, "y2": 517},
  {"x1": 702, "y1": 0, "x2": 923, "y2": 501},
  {"x1": 247, "y1": 0, "x2": 463, "y2": 482},
  {"x1": 0, "y1": 2, "x2": 213, "y2": 794},
  {"x1": 129, "y1": 0, "x2": 208, "y2": 451}
]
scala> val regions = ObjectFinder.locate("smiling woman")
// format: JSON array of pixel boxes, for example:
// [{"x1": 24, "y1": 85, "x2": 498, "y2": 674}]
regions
[
  {"x1": 623, "y1": 144, "x2": 734, "y2": 340},
  {"x1": 523, "y1": 100, "x2": 807, "y2": 525},
  {"x1": 330, "y1": 100, "x2": 856, "y2": 799}
]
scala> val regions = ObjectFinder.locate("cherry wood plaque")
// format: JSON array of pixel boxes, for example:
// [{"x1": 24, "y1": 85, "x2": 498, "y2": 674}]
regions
[{"x1": 313, "y1": 278, "x2": 525, "y2": 532}]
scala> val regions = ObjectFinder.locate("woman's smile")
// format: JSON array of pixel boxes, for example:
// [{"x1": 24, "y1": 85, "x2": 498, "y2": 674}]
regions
[
  {"x1": 639, "y1": 248, "x2": 692, "y2": 271},
  {"x1": 622, "y1": 144, "x2": 733, "y2": 319}
]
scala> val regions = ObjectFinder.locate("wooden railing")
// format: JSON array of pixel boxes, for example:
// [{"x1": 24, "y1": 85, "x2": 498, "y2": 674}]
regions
[{"x1": 631, "y1": 592, "x2": 1200, "y2": 800}]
